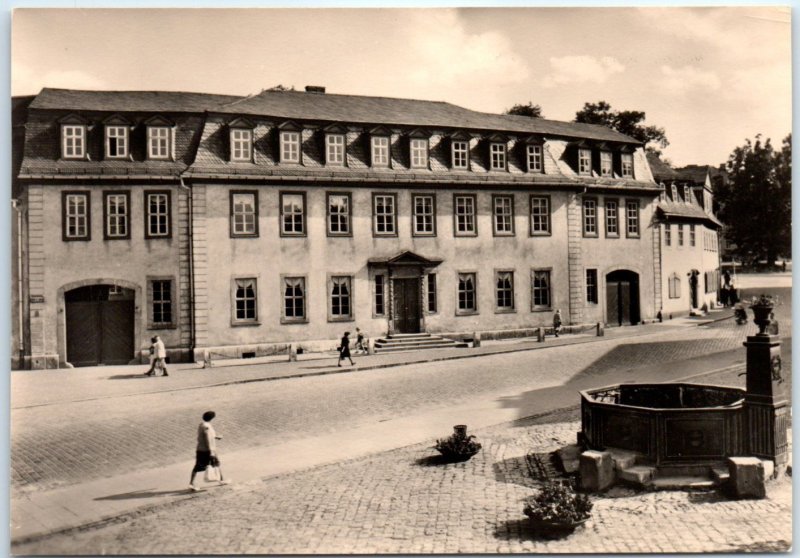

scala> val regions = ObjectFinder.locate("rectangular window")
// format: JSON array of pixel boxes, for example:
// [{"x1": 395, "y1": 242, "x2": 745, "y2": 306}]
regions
[
  {"x1": 530, "y1": 196, "x2": 551, "y2": 235},
  {"x1": 62, "y1": 125, "x2": 85, "y2": 159},
  {"x1": 413, "y1": 195, "x2": 435, "y2": 236},
  {"x1": 621, "y1": 153, "x2": 634, "y2": 178},
  {"x1": 371, "y1": 136, "x2": 389, "y2": 167},
  {"x1": 583, "y1": 198, "x2": 598, "y2": 236},
  {"x1": 147, "y1": 127, "x2": 170, "y2": 160},
  {"x1": 103, "y1": 191, "x2": 130, "y2": 239},
  {"x1": 326, "y1": 134, "x2": 345, "y2": 166},
  {"x1": 626, "y1": 200, "x2": 640, "y2": 237},
  {"x1": 493, "y1": 195, "x2": 514, "y2": 236},
  {"x1": 668, "y1": 274, "x2": 681, "y2": 299},
  {"x1": 605, "y1": 199, "x2": 619, "y2": 237},
  {"x1": 373, "y1": 194, "x2": 397, "y2": 236},
  {"x1": 327, "y1": 193, "x2": 351, "y2": 236},
  {"x1": 457, "y1": 272, "x2": 477, "y2": 313},
  {"x1": 578, "y1": 148, "x2": 592, "y2": 175},
  {"x1": 684, "y1": 186, "x2": 691, "y2": 204},
  {"x1": 690, "y1": 224, "x2": 696, "y2": 247},
  {"x1": 600, "y1": 151, "x2": 613, "y2": 177},
  {"x1": 454, "y1": 195, "x2": 477, "y2": 236},
  {"x1": 62, "y1": 191, "x2": 90, "y2": 241},
  {"x1": 490, "y1": 143, "x2": 506, "y2": 170},
  {"x1": 281, "y1": 192, "x2": 306, "y2": 236},
  {"x1": 280, "y1": 131, "x2": 301, "y2": 163},
  {"x1": 427, "y1": 273, "x2": 437, "y2": 313},
  {"x1": 330, "y1": 276, "x2": 352, "y2": 320},
  {"x1": 230, "y1": 191, "x2": 258, "y2": 237},
  {"x1": 452, "y1": 140, "x2": 469, "y2": 169},
  {"x1": 678, "y1": 224, "x2": 685, "y2": 246},
  {"x1": 532, "y1": 269, "x2": 551, "y2": 309},
  {"x1": 586, "y1": 269, "x2": 598, "y2": 304},
  {"x1": 230, "y1": 128, "x2": 253, "y2": 162},
  {"x1": 664, "y1": 224, "x2": 672, "y2": 246},
  {"x1": 234, "y1": 278, "x2": 258, "y2": 323},
  {"x1": 374, "y1": 274, "x2": 385, "y2": 316},
  {"x1": 527, "y1": 144, "x2": 543, "y2": 172},
  {"x1": 282, "y1": 276, "x2": 306, "y2": 322},
  {"x1": 410, "y1": 138, "x2": 428, "y2": 168},
  {"x1": 150, "y1": 279, "x2": 173, "y2": 326},
  {"x1": 106, "y1": 126, "x2": 128, "y2": 159},
  {"x1": 496, "y1": 271, "x2": 514, "y2": 311},
  {"x1": 145, "y1": 191, "x2": 171, "y2": 238}
]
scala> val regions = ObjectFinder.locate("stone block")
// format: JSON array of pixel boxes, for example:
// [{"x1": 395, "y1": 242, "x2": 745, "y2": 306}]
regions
[
  {"x1": 367, "y1": 339, "x2": 375, "y2": 355},
  {"x1": 727, "y1": 457, "x2": 766, "y2": 499},
  {"x1": 760, "y1": 458, "x2": 775, "y2": 480},
  {"x1": 596, "y1": 322, "x2": 604, "y2": 337},
  {"x1": 288, "y1": 344, "x2": 298, "y2": 362},
  {"x1": 472, "y1": 332, "x2": 481, "y2": 348},
  {"x1": 579, "y1": 450, "x2": 615, "y2": 492},
  {"x1": 617, "y1": 465, "x2": 655, "y2": 487},
  {"x1": 556, "y1": 444, "x2": 582, "y2": 474},
  {"x1": 537, "y1": 327, "x2": 545, "y2": 342}
]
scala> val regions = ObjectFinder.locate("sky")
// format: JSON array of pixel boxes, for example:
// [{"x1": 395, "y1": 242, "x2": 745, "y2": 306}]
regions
[{"x1": 10, "y1": 6, "x2": 792, "y2": 167}]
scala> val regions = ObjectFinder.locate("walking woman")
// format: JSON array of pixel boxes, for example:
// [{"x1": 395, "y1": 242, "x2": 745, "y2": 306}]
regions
[{"x1": 337, "y1": 331, "x2": 355, "y2": 367}]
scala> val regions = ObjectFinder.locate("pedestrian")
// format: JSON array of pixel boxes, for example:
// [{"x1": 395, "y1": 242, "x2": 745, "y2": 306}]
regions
[
  {"x1": 553, "y1": 309, "x2": 563, "y2": 338},
  {"x1": 337, "y1": 331, "x2": 355, "y2": 367},
  {"x1": 189, "y1": 410, "x2": 230, "y2": 491},
  {"x1": 143, "y1": 336, "x2": 157, "y2": 376},
  {"x1": 723, "y1": 269, "x2": 731, "y2": 287},
  {"x1": 354, "y1": 327, "x2": 367, "y2": 354},
  {"x1": 153, "y1": 335, "x2": 169, "y2": 376}
]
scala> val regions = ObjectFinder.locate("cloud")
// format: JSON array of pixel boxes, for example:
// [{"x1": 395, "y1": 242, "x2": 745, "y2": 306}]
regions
[
  {"x1": 541, "y1": 56, "x2": 624, "y2": 88},
  {"x1": 660, "y1": 65, "x2": 721, "y2": 94},
  {"x1": 13, "y1": 63, "x2": 107, "y2": 95}
]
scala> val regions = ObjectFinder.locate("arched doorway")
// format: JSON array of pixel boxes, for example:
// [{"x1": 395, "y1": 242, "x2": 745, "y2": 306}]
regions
[
  {"x1": 65, "y1": 284, "x2": 135, "y2": 366},
  {"x1": 689, "y1": 270, "x2": 700, "y2": 309},
  {"x1": 605, "y1": 270, "x2": 640, "y2": 326}
]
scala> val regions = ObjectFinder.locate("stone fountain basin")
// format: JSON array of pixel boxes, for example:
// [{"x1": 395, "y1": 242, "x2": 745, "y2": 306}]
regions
[{"x1": 580, "y1": 383, "x2": 746, "y2": 468}]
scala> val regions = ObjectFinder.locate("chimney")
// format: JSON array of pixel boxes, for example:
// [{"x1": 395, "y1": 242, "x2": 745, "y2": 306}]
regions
[{"x1": 305, "y1": 85, "x2": 326, "y2": 94}]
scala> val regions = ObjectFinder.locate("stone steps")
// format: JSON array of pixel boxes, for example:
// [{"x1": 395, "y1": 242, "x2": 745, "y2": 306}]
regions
[{"x1": 373, "y1": 333, "x2": 468, "y2": 354}]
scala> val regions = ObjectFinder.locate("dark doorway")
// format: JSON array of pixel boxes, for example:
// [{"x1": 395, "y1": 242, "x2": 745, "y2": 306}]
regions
[
  {"x1": 65, "y1": 285, "x2": 135, "y2": 367},
  {"x1": 605, "y1": 270, "x2": 640, "y2": 326},
  {"x1": 689, "y1": 270, "x2": 699, "y2": 309},
  {"x1": 393, "y1": 278, "x2": 421, "y2": 333}
]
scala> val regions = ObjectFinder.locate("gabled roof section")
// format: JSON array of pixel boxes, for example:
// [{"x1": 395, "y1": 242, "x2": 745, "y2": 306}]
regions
[
  {"x1": 368, "y1": 125, "x2": 392, "y2": 136},
  {"x1": 647, "y1": 152, "x2": 680, "y2": 182},
  {"x1": 449, "y1": 130, "x2": 474, "y2": 141},
  {"x1": 215, "y1": 89, "x2": 641, "y2": 144},
  {"x1": 278, "y1": 120, "x2": 303, "y2": 131},
  {"x1": 57, "y1": 113, "x2": 90, "y2": 125},
  {"x1": 368, "y1": 250, "x2": 443, "y2": 267},
  {"x1": 228, "y1": 116, "x2": 255, "y2": 129},
  {"x1": 144, "y1": 115, "x2": 174, "y2": 127},
  {"x1": 102, "y1": 114, "x2": 133, "y2": 126},
  {"x1": 30, "y1": 88, "x2": 242, "y2": 113},
  {"x1": 323, "y1": 123, "x2": 348, "y2": 134}
]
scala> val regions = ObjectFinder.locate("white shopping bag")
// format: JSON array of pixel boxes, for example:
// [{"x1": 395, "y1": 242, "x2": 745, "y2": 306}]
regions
[{"x1": 204, "y1": 465, "x2": 220, "y2": 482}]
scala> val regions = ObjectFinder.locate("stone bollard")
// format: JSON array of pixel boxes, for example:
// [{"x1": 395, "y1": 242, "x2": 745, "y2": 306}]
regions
[
  {"x1": 537, "y1": 327, "x2": 546, "y2": 342},
  {"x1": 472, "y1": 332, "x2": 481, "y2": 348},
  {"x1": 288, "y1": 344, "x2": 298, "y2": 362},
  {"x1": 579, "y1": 450, "x2": 615, "y2": 492},
  {"x1": 596, "y1": 322, "x2": 605, "y2": 337},
  {"x1": 203, "y1": 350, "x2": 213, "y2": 368},
  {"x1": 727, "y1": 457, "x2": 766, "y2": 499},
  {"x1": 367, "y1": 338, "x2": 375, "y2": 355},
  {"x1": 453, "y1": 424, "x2": 468, "y2": 437}
]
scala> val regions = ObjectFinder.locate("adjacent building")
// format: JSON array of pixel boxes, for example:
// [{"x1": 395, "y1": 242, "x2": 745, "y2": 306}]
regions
[{"x1": 14, "y1": 86, "x2": 664, "y2": 369}]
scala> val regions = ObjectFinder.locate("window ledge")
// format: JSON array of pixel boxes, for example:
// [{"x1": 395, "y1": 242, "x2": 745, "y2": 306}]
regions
[
  {"x1": 456, "y1": 310, "x2": 479, "y2": 317},
  {"x1": 231, "y1": 321, "x2": 261, "y2": 327},
  {"x1": 148, "y1": 323, "x2": 177, "y2": 330},
  {"x1": 281, "y1": 318, "x2": 309, "y2": 325},
  {"x1": 328, "y1": 317, "x2": 355, "y2": 323},
  {"x1": 531, "y1": 307, "x2": 553, "y2": 313},
  {"x1": 495, "y1": 308, "x2": 516, "y2": 314}
]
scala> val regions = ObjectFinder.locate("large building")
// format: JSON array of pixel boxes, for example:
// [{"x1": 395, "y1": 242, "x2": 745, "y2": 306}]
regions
[
  {"x1": 648, "y1": 154, "x2": 722, "y2": 317},
  {"x1": 13, "y1": 86, "x2": 665, "y2": 369}
]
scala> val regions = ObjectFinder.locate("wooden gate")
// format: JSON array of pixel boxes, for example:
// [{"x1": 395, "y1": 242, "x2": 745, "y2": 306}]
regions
[
  {"x1": 65, "y1": 285, "x2": 135, "y2": 367},
  {"x1": 393, "y1": 278, "x2": 421, "y2": 333},
  {"x1": 605, "y1": 270, "x2": 640, "y2": 327}
]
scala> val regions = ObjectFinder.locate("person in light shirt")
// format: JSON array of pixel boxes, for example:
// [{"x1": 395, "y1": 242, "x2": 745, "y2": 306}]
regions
[{"x1": 189, "y1": 411, "x2": 230, "y2": 491}]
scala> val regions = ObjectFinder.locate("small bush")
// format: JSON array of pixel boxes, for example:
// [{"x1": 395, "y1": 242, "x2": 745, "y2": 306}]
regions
[
  {"x1": 434, "y1": 432, "x2": 482, "y2": 459},
  {"x1": 523, "y1": 481, "x2": 593, "y2": 524}
]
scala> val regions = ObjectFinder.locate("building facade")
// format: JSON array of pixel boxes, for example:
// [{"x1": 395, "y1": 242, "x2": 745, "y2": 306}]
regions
[
  {"x1": 648, "y1": 154, "x2": 722, "y2": 317},
  {"x1": 14, "y1": 87, "x2": 662, "y2": 369}
]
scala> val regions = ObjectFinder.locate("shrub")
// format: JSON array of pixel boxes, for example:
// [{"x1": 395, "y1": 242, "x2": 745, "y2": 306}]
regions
[
  {"x1": 523, "y1": 481, "x2": 593, "y2": 524},
  {"x1": 434, "y1": 431, "x2": 482, "y2": 459}
]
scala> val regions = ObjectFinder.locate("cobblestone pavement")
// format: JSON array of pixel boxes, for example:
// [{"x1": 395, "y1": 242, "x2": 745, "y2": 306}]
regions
[
  {"x1": 12, "y1": 292, "x2": 793, "y2": 497},
  {"x1": 13, "y1": 407, "x2": 792, "y2": 555}
]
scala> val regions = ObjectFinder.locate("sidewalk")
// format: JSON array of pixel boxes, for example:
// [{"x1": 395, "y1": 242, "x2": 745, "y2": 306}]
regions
[{"x1": 11, "y1": 311, "x2": 738, "y2": 544}]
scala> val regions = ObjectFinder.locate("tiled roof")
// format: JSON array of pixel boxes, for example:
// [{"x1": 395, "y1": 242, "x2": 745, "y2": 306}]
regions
[
  {"x1": 657, "y1": 199, "x2": 722, "y2": 227},
  {"x1": 217, "y1": 90, "x2": 640, "y2": 144},
  {"x1": 646, "y1": 152, "x2": 679, "y2": 182},
  {"x1": 674, "y1": 165, "x2": 711, "y2": 185},
  {"x1": 29, "y1": 88, "x2": 242, "y2": 113},
  {"x1": 19, "y1": 160, "x2": 186, "y2": 178}
]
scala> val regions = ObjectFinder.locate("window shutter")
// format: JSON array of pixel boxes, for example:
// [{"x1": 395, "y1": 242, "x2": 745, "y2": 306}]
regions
[
  {"x1": 222, "y1": 125, "x2": 232, "y2": 162},
  {"x1": 130, "y1": 122, "x2": 147, "y2": 162},
  {"x1": 613, "y1": 151, "x2": 623, "y2": 177}
]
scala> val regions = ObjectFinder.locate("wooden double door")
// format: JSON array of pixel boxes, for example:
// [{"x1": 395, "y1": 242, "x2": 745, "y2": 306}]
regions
[
  {"x1": 393, "y1": 278, "x2": 421, "y2": 333},
  {"x1": 605, "y1": 270, "x2": 640, "y2": 327},
  {"x1": 65, "y1": 285, "x2": 135, "y2": 367}
]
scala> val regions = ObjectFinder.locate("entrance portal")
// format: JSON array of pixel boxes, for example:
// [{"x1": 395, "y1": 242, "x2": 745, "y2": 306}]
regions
[
  {"x1": 605, "y1": 270, "x2": 640, "y2": 326},
  {"x1": 65, "y1": 285, "x2": 135, "y2": 366},
  {"x1": 393, "y1": 278, "x2": 421, "y2": 333},
  {"x1": 689, "y1": 270, "x2": 699, "y2": 309}
]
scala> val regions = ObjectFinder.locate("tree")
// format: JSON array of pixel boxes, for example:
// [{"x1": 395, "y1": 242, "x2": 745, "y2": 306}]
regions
[
  {"x1": 574, "y1": 101, "x2": 669, "y2": 152},
  {"x1": 505, "y1": 102, "x2": 543, "y2": 119},
  {"x1": 716, "y1": 134, "x2": 791, "y2": 264}
]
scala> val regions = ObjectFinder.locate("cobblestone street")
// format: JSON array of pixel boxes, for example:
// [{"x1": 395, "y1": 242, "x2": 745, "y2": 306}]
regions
[{"x1": 13, "y1": 408, "x2": 792, "y2": 554}]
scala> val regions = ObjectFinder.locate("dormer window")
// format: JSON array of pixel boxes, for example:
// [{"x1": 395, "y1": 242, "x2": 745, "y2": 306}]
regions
[
  {"x1": 326, "y1": 134, "x2": 346, "y2": 166},
  {"x1": 371, "y1": 136, "x2": 390, "y2": 167},
  {"x1": 62, "y1": 125, "x2": 86, "y2": 159},
  {"x1": 671, "y1": 184, "x2": 679, "y2": 201},
  {"x1": 410, "y1": 138, "x2": 428, "y2": 169},
  {"x1": 621, "y1": 153, "x2": 634, "y2": 178},
  {"x1": 527, "y1": 144, "x2": 543, "y2": 173},
  {"x1": 490, "y1": 143, "x2": 507, "y2": 171},
  {"x1": 600, "y1": 151, "x2": 613, "y2": 177},
  {"x1": 105, "y1": 126, "x2": 128, "y2": 159},
  {"x1": 683, "y1": 185, "x2": 691, "y2": 204},
  {"x1": 659, "y1": 185, "x2": 667, "y2": 203},
  {"x1": 452, "y1": 140, "x2": 469, "y2": 169},
  {"x1": 280, "y1": 131, "x2": 301, "y2": 163},
  {"x1": 230, "y1": 127, "x2": 253, "y2": 162},
  {"x1": 147, "y1": 126, "x2": 171, "y2": 160},
  {"x1": 578, "y1": 148, "x2": 592, "y2": 175}
]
